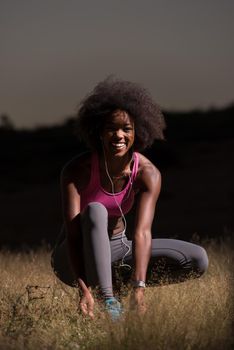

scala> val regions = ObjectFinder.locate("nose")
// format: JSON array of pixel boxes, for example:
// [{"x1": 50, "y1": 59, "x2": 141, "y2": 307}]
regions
[{"x1": 114, "y1": 129, "x2": 124, "y2": 139}]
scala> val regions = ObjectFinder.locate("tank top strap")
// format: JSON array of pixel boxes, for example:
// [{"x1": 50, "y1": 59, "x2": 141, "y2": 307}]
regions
[{"x1": 130, "y1": 152, "x2": 139, "y2": 182}]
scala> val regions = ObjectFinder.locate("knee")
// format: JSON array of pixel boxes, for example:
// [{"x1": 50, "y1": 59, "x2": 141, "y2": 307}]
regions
[
  {"x1": 85, "y1": 202, "x2": 108, "y2": 219},
  {"x1": 193, "y1": 246, "x2": 209, "y2": 276},
  {"x1": 82, "y1": 202, "x2": 108, "y2": 228}
]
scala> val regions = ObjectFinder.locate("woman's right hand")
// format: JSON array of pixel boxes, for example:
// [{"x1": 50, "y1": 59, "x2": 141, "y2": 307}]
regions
[{"x1": 79, "y1": 290, "x2": 95, "y2": 319}]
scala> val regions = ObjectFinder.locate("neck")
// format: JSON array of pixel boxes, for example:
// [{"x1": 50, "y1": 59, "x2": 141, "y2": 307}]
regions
[{"x1": 101, "y1": 150, "x2": 133, "y2": 177}]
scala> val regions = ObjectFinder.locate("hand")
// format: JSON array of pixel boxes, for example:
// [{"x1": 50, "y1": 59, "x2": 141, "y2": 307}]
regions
[
  {"x1": 130, "y1": 288, "x2": 147, "y2": 315},
  {"x1": 79, "y1": 290, "x2": 95, "y2": 319}
]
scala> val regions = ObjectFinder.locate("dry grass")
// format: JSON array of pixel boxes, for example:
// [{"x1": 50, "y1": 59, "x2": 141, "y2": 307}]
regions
[{"x1": 0, "y1": 236, "x2": 233, "y2": 350}]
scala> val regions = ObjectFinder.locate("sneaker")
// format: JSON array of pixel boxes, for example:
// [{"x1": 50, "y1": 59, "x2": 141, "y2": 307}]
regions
[{"x1": 104, "y1": 297, "x2": 123, "y2": 321}]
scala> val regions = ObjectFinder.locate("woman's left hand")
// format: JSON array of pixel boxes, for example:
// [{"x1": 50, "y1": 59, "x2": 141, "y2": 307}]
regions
[{"x1": 130, "y1": 288, "x2": 147, "y2": 314}]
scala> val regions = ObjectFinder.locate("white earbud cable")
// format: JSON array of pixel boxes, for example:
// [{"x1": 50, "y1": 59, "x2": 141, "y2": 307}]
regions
[{"x1": 103, "y1": 152, "x2": 132, "y2": 269}]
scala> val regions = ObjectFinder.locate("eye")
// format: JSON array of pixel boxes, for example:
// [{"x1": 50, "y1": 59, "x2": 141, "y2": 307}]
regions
[{"x1": 124, "y1": 127, "x2": 133, "y2": 132}]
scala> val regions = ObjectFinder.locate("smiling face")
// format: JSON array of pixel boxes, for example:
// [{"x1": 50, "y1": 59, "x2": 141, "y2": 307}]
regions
[{"x1": 100, "y1": 110, "x2": 135, "y2": 158}]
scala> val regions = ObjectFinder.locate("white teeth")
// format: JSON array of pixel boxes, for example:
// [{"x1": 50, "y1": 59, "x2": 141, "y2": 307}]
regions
[{"x1": 112, "y1": 143, "x2": 126, "y2": 148}]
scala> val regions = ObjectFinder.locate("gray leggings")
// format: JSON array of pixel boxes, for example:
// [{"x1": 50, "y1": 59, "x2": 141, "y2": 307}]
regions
[{"x1": 51, "y1": 202, "x2": 209, "y2": 298}]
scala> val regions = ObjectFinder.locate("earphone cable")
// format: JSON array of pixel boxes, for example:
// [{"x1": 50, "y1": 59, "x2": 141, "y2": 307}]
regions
[{"x1": 103, "y1": 154, "x2": 132, "y2": 268}]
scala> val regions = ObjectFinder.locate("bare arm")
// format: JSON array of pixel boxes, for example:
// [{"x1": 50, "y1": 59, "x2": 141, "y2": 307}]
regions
[
  {"x1": 60, "y1": 166, "x2": 89, "y2": 295},
  {"x1": 61, "y1": 165, "x2": 94, "y2": 317},
  {"x1": 131, "y1": 160, "x2": 161, "y2": 310},
  {"x1": 132, "y1": 163, "x2": 161, "y2": 281}
]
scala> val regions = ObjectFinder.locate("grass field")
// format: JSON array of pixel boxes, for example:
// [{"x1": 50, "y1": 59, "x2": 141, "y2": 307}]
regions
[{"x1": 0, "y1": 236, "x2": 233, "y2": 350}]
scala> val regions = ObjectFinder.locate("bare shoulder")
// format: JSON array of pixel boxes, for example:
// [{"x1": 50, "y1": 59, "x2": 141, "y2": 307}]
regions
[
  {"x1": 61, "y1": 152, "x2": 92, "y2": 190},
  {"x1": 136, "y1": 152, "x2": 161, "y2": 192}
]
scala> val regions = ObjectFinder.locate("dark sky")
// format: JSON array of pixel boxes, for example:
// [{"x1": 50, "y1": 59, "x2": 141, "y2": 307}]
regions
[{"x1": 1, "y1": 0, "x2": 234, "y2": 128}]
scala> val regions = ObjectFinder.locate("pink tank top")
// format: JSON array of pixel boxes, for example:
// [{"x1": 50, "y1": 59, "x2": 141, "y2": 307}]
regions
[{"x1": 80, "y1": 152, "x2": 139, "y2": 217}]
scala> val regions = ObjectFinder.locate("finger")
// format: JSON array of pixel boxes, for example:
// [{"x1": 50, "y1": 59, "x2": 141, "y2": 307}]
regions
[
  {"x1": 88, "y1": 310, "x2": 94, "y2": 319},
  {"x1": 138, "y1": 303, "x2": 147, "y2": 315},
  {"x1": 80, "y1": 302, "x2": 88, "y2": 315},
  {"x1": 88, "y1": 302, "x2": 94, "y2": 319}
]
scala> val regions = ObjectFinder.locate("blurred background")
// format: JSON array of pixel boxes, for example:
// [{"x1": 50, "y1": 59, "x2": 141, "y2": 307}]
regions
[{"x1": 0, "y1": 0, "x2": 233, "y2": 248}]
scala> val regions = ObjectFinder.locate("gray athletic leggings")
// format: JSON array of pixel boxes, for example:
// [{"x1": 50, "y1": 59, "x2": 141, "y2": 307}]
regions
[{"x1": 51, "y1": 202, "x2": 209, "y2": 298}]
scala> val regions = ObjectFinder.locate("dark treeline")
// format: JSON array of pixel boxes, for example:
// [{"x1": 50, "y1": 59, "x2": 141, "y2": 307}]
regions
[
  {"x1": 0, "y1": 105, "x2": 233, "y2": 186},
  {"x1": 0, "y1": 105, "x2": 234, "y2": 248}
]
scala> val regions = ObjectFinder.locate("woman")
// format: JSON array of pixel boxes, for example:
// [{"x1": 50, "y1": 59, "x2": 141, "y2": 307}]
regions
[{"x1": 51, "y1": 77, "x2": 209, "y2": 320}]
